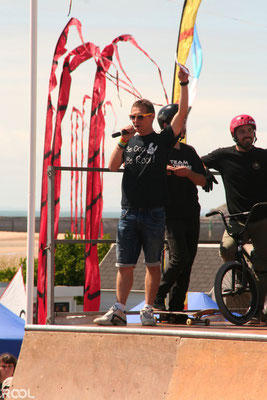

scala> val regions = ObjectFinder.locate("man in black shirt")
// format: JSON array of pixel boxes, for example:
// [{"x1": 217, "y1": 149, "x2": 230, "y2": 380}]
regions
[
  {"x1": 94, "y1": 65, "x2": 189, "y2": 326},
  {"x1": 202, "y1": 114, "x2": 267, "y2": 320},
  {"x1": 153, "y1": 104, "x2": 206, "y2": 312}
]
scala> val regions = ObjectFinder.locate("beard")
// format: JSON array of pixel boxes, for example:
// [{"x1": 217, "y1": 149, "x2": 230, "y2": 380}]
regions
[
  {"x1": 239, "y1": 143, "x2": 253, "y2": 150},
  {"x1": 236, "y1": 137, "x2": 253, "y2": 151}
]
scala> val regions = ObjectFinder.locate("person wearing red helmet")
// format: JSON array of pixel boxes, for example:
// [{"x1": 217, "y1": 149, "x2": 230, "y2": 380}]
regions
[
  {"x1": 230, "y1": 114, "x2": 257, "y2": 150},
  {"x1": 202, "y1": 114, "x2": 267, "y2": 322}
]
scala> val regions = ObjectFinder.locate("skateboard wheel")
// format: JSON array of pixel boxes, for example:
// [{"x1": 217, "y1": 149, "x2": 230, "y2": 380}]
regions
[
  {"x1": 186, "y1": 318, "x2": 193, "y2": 325},
  {"x1": 204, "y1": 319, "x2": 210, "y2": 326}
]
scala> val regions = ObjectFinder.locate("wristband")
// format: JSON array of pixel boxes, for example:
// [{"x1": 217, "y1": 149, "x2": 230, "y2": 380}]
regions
[
  {"x1": 118, "y1": 136, "x2": 128, "y2": 149},
  {"x1": 180, "y1": 81, "x2": 189, "y2": 86}
]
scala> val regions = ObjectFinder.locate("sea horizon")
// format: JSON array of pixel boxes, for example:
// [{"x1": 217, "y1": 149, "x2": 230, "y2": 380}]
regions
[
  {"x1": 0, "y1": 209, "x2": 121, "y2": 218},
  {"x1": 0, "y1": 208, "x2": 210, "y2": 218}
]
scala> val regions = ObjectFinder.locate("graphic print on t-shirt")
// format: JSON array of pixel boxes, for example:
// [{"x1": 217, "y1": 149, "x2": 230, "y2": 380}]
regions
[
  {"x1": 169, "y1": 159, "x2": 192, "y2": 169},
  {"x1": 125, "y1": 142, "x2": 158, "y2": 165}
]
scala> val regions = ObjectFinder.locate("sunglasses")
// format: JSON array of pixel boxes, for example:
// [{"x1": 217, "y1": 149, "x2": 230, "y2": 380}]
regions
[{"x1": 129, "y1": 113, "x2": 153, "y2": 121}]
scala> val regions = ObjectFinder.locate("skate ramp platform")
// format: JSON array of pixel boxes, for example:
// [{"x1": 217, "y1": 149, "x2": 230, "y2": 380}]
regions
[{"x1": 10, "y1": 324, "x2": 267, "y2": 400}]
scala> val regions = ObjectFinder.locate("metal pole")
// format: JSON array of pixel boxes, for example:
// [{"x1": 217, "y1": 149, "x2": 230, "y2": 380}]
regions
[
  {"x1": 24, "y1": 324, "x2": 267, "y2": 343},
  {"x1": 26, "y1": 0, "x2": 38, "y2": 325},
  {"x1": 47, "y1": 166, "x2": 55, "y2": 324}
]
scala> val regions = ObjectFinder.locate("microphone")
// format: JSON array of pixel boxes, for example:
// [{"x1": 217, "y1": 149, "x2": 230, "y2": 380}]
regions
[{"x1": 111, "y1": 129, "x2": 128, "y2": 138}]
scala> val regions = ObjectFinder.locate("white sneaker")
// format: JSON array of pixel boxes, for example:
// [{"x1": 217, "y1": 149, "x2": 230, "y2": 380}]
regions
[
  {"x1": 140, "y1": 307, "x2": 156, "y2": 326},
  {"x1": 93, "y1": 305, "x2": 127, "y2": 326}
]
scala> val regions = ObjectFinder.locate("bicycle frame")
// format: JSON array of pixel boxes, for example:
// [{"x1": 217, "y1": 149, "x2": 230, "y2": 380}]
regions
[
  {"x1": 236, "y1": 244, "x2": 252, "y2": 295},
  {"x1": 206, "y1": 207, "x2": 257, "y2": 294},
  {"x1": 206, "y1": 202, "x2": 267, "y2": 324}
]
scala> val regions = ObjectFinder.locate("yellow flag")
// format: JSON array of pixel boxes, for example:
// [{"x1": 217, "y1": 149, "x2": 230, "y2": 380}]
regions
[{"x1": 172, "y1": 0, "x2": 202, "y2": 103}]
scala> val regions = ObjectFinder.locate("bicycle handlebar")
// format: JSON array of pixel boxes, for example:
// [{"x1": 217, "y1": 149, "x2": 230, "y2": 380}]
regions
[
  {"x1": 205, "y1": 202, "x2": 267, "y2": 238},
  {"x1": 205, "y1": 209, "x2": 230, "y2": 234},
  {"x1": 205, "y1": 210, "x2": 222, "y2": 218}
]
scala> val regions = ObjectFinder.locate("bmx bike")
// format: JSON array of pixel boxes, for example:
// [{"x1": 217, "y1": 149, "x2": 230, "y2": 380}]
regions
[{"x1": 206, "y1": 202, "x2": 267, "y2": 325}]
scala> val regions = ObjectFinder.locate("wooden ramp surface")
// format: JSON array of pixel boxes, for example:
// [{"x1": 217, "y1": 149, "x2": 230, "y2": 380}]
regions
[{"x1": 10, "y1": 324, "x2": 267, "y2": 400}]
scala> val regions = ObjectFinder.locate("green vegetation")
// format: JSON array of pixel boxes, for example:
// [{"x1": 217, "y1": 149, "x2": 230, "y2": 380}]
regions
[
  {"x1": 0, "y1": 231, "x2": 111, "y2": 286},
  {"x1": 0, "y1": 265, "x2": 19, "y2": 282}
]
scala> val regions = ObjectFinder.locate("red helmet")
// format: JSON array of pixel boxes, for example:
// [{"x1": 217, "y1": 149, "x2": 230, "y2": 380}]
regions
[{"x1": 230, "y1": 115, "x2": 256, "y2": 136}]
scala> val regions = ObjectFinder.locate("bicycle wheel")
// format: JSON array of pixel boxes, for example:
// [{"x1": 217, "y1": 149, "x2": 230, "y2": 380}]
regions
[{"x1": 214, "y1": 261, "x2": 258, "y2": 325}]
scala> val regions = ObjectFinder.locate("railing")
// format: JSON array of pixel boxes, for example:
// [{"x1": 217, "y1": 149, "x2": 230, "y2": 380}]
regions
[
  {"x1": 46, "y1": 165, "x2": 220, "y2": 324},
  {"x1": 46, "y1": 165, "x2": 125, "y2": 324}
]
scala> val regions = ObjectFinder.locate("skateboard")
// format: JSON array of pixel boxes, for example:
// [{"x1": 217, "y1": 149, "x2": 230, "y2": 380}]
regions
[
  {"x1": 153, "y1": 308, "x2": 221, "y2": 326},
  {"x1": 58, "y1": 308, "x2": 221, "y2": 326}
]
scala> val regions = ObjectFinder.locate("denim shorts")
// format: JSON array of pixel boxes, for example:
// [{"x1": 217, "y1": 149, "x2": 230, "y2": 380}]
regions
[{"x1": 116, "y1": 207, "x2": 166, "y2": 267}]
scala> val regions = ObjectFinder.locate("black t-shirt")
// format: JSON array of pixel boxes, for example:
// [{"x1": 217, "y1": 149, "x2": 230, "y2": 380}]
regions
[
  {"x1": 166, "y1": 143, "x2": 205, "y2": 220},
  {"x1": 121, "y1": 126, "x2": 177, "y2": 208},
  {"x1": 201, "y1": 146, "x2": 267, "y2": 215}
]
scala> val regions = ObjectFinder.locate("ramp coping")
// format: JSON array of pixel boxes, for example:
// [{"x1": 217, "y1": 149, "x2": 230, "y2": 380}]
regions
[{"x1": 25, "y1": 324, "x2": 267, "y2": 342}]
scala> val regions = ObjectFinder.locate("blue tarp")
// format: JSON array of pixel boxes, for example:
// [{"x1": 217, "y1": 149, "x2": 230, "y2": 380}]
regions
[
  {"x1": 188, "y1": 292, "x2": 219, "y2": 310},
  {"x1": 0, "y1": 303, "x2": 25, "y2": 358}
]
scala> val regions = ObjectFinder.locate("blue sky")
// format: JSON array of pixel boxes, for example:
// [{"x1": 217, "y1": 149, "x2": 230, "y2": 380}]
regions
[{"x1": 1, "y1": 0, "x2": 267, "y2": 215}]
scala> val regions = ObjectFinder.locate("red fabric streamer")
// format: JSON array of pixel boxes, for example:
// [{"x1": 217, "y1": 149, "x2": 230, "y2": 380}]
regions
[
  {"x1": 70, "y1": 109, "x2": 74, "y2": 234},
  {"x1": 80, "y1": 95, "x2": 91, "y2": 239},
  {"x1": 103, "y1": 100, "x2": 118, "y2": 133},
  {"x1": 37, "y1": 18, "x2": 99, "y2": 324},
  {"x1": 83, "y1": 43, "x2": 115, "y2": 311},
  {"x1": 70, "y1": 107, "x2": 83, "y2": 238},
  {"x1": 38, "y1": 18, "x2": 87, "y2": 324},
  {"x1": 111, "y1": 34, "x2": 169, "y2": 105}
]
